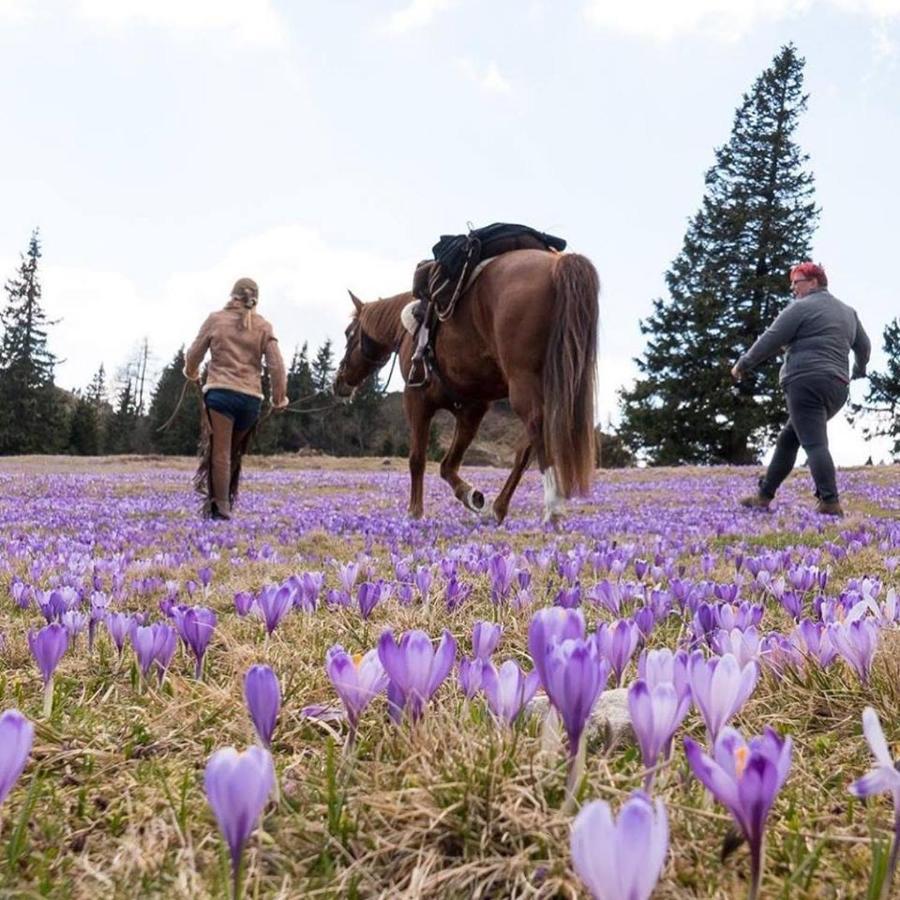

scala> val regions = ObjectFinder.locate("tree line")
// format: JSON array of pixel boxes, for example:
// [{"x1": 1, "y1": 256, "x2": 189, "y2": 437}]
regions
[
  {"x1": 2, "y1": 46, "x2": 898, "y2": 464},
  {"x1": 0, "y1": 234, "x2": 395, "y2": 458}
]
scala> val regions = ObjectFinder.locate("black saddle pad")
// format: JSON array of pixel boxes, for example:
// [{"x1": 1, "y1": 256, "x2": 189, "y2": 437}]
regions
[{"x1": 431, "y1": 223, "x2": 566, "y2": 282}]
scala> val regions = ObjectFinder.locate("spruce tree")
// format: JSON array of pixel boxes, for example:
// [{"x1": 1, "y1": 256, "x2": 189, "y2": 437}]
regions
[
  {"x1": 106, "y1": 379, "x2": 138, "y2": 454},
  {"x1": 86, "y1": 364, "x2": 111, "y2": 452},
  {"x1": 274, "y1": 344, "x2": 316, "y2": 452},
  {"x1": 67, "y1": 392, "x2": 100, "y2": 455},
  {"x1": 0, "y1": 230, "x2": 66, "y2": 454},
  {"x1": 149, "y1": 347, "x2": 202, "y2": 454},
  {"x1": 849, "y1": 318, "x2": 900, "y2": 459},
  {"x1": 311, "y1": 339, "x2": 335, "y2": 395},
  {"x1": 619, "y1": 44, "x2": 817, "y2": 464}
]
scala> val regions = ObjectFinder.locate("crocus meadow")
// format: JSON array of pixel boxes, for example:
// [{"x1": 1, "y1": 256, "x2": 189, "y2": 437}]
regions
[{"x1": 0, "y1": 457, "x2": 897, "y2": 897}]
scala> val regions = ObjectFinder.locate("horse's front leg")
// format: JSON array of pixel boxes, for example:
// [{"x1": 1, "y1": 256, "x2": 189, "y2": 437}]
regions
[
  {"x1": 440, "y1": 402, "x2": 488, "y2": 512},
  {"x1": 404, "y1": 390, "x2": 435, "y2": 519}
]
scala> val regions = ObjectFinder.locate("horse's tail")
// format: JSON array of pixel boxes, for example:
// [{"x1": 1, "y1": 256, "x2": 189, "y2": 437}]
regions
[{"x1": 543, "y1": 253, "x2": 599, "y2": 498}]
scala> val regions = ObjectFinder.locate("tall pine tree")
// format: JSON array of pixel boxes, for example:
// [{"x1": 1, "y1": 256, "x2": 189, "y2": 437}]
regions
[
  {"x1": 619, "y1": 45, "x2": 817, "y2": 464},
  {"x1": 0, "y1": 229, "x2": 67, "y2": 454},
  {"x1": 849, "y1": 318, "x2": 900, "y2": 460}
]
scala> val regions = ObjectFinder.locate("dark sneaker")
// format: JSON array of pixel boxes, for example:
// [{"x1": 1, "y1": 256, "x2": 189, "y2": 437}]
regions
[
  {"x1": 740, "y1": 494, "x2": 771, "y2": 510},
  {"x1": 815, "y1": 499, "x2": 844, "y2": 517},
  {"x1": 210, "y1": 502, "x2": 231, "y2": 521}
]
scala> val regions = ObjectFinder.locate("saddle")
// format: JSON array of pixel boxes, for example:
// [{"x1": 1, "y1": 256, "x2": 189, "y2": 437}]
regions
[
  {"x1": 406, "y1": 223, "x2": 566, "y2": 387},
  {"x1": 413, "y1": 223, "x2": 567, "y2": 321}
]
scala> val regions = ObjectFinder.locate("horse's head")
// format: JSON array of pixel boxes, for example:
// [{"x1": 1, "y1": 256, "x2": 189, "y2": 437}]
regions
[{"x1": 333, "y1": 291, "x2": 393, "y2": 399}]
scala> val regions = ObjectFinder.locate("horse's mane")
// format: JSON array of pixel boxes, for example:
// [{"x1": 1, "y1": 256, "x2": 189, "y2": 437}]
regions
[{"x1": 359, "y1": 292, "x2": 411, "y2": 347}]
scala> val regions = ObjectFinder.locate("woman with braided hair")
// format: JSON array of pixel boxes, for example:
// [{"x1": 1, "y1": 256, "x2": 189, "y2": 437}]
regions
[{"x1": 184, "y1": 277, "x2": 288, "y2": 519}]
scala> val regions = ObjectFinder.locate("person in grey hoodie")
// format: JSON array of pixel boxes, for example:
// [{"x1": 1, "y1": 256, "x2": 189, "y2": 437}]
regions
[{"x1": 731, "y1": 262, "x2": 870, "y2": 517}]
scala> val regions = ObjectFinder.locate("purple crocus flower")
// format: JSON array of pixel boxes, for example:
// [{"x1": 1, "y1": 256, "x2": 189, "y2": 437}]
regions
[
  {"x1": 637, "y1": 648, "x2": 691, "y2": 703},
  {"x1": 377, "y1": 629, "x2": 456, "y2": 722},
  {"x1": 458, "y1": 656, "x2": 488, "y2": 699},
  {"x1": 829, "y1": 618, "x2": 880, "y2": 684},
  {"x1": 61, "y1": 609, "x2": 87, "y2": 643},
  {"x1": 628, "y1": 679, "x2": 692, "y2": 789},
  {"x1": 471, "y1": 621, "x2": 502, "y2": 660},
  {"x1": 489, "y1": 553, "x2": 517, "y2": 604},
  {"x1": 175, "y1": 606, "x2": 217, "y2": 678},
  {"x1": 88, "y1": 592, "x2": 109, "y2": 651},
  {"x1": 356, "y1": 582, "x2": 382, "y2": 621},
  {"x1": 542, "y1": 638, "x2": 610, "y2": 758},
  {"x1": 481, "y1": 660, "x2": 539, "y2": 725},
  {"x1": 688, "y1": 652, "x2": 758, "y2": 742},
  {"x1": 204, "y1": 745, "x2": 275, "y2": 894},
  {"x1": 256, "y1": 585, "x2": 292, "y2": 635},
  {"x1": 527, "y1": 607, "x2": 586, "y2": 691},
  {"x1": 338, "y1": 561, "x2": 359, "y2": 595},
  {"x1": 0, "y1": 710, "x2": 34, "y2": 809},
  {"x1": 444, "y1": 576, "x2": 472, "y2": 611},
  {"x1": 850, "y1": 707, "x2": 900, "y2": 894},
  {"x1": 792, "y1": 619, "x2": 837, "y2": 668},
  {"x1": 105, "y1": 612, "x2": 132, "y2": 657},
  {"x1": 594, "y1": 619, "x2": 641, "y2": 687},
  {"x1": 326, "y1": 645, "x2": 388, "y2": 736},
  {"x1": 713, "y1": 626, "x2": 763, "y2": 668},
  {"x1": 234, "y1": 592, "x2": 255, "y2": 617},
  {"x1": 685, "y1": 727, "x2": 792, "y2": 900},
  {"x1": 244, "y1": 665, "x2": 281, "y2": 747},
  {"x1": 27, "y1": 623, "x2": 69, "y2": 686},
  {"x1": 414, "y1": 566, "x2": 433, "y2": 604},
  {"x1": 570, "y1": 791, "x2": 668, "y2": 900}
]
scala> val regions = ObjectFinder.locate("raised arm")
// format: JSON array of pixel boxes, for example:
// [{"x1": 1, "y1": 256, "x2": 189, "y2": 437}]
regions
[{"x1": 736, "y1": 302, "x2": 805, "y2": 374}]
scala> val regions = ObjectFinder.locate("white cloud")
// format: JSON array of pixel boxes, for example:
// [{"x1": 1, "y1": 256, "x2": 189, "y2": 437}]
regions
[
  {"x1": 42, "y1": 225, "x2": 414, "y2": 393},
  {"x1": 383, "y1": 0, "x2": 456, "y2": 34},
  {"x1": 583, "y1": 0, "x2": 900, "y2": 42},
  {"x1": 457, "y1": 57, "x2": 513, "y2": 93},
  {"x1": 73, "y1": 0, "x2": 287, "y2": 47},
  {"x1": 0, "y1": 0, "x2": 33, "y2": 21}
]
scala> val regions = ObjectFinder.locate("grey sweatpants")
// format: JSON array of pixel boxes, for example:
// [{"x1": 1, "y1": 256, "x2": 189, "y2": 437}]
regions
[{"x1": 759, "y1": 374, "x2": 849, "y2": 503}]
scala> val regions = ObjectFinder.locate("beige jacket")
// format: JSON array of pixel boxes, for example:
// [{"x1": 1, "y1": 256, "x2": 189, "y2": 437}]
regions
[{"x1": 184, "y1": 299, "x2": 287, "y2": 404}]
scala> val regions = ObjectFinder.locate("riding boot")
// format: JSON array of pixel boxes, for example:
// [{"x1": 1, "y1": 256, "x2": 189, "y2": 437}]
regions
[
  {"x1": 408, "y1": 324, "x2": 430, "y2": 387},
  {"x1": 208, "y1": 410, "x2": 235, "y2": 520}
]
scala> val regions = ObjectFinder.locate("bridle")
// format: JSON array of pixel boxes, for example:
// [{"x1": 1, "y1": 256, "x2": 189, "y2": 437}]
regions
[{"x1": 336, "y1": 317, "x2": 397, "y2": 390}]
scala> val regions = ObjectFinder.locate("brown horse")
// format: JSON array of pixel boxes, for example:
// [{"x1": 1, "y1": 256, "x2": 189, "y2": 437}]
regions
[{"x1": 333, "y1": 249, "x2": 599, "y2": 523}]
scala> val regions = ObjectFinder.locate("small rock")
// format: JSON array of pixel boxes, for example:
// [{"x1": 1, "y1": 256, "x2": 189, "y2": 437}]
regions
[{"x1": 528, "y1": 687, "x2": 634, "y2": 749}]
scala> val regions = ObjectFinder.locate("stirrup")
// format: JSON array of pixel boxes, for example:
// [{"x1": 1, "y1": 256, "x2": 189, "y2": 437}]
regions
[{"x1": 407, "y1": 357, "x2": 430, "y2": 388}]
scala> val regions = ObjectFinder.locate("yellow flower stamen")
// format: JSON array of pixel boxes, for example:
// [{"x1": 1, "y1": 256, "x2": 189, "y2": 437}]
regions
[
  {"x1": 734, "y1": 745, "x2": 749, "y2": 779},
  {"x1": 353, "y1": 653, "x2": 364, "y2": 668}
]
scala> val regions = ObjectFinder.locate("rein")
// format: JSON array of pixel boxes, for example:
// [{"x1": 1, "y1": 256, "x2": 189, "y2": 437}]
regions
[{"x1": 156, "y1": 379, "x2": 199, "y2": 433}]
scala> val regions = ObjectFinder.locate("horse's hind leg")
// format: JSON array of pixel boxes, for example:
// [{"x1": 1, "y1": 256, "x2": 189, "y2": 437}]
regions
[
  {"x1": 404, "y1": 390, "x2": 435, "y2": 519},
  {"x1": 440, "y1": 402, "x2": 488, "y2": 512},
  {"x1": 508, "y1": 372, "x2": 564, "y2": 524},
  {"x1": 492, "y1": 436, "x2": 532, "y2": 524}
]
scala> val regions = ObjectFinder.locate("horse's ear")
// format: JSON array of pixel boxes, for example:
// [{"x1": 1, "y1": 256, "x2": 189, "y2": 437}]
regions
[{"x1": 347, "y1": 290, "x2": 363, "y2": 313}]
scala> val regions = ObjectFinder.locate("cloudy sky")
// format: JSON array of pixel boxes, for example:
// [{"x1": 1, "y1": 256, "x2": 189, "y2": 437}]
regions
[{"x1": 1, "y1": 0, "x2": 898, "y2": 464}]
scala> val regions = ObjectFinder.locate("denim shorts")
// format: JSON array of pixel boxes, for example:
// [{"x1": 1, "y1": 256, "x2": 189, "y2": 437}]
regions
[{"x1": 204, "y1": 388, "x2": 262, "y2": 431}]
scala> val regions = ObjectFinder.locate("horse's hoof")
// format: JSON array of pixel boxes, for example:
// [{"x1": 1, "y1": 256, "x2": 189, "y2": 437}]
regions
[
  {"x1": 542, "y1": 510, "x2": 565, "y2": 527},
  {"x1": 466, "y1": 489, "x2": 485, "y2": 511},
  {"x1": 492, "y1": 502, "x2": 507, "y2": 525}
]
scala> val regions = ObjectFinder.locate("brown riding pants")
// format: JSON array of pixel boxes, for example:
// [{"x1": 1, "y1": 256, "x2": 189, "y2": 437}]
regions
[{"x1": 207, "y1": 410, "x2": 252, "y2": 515}]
